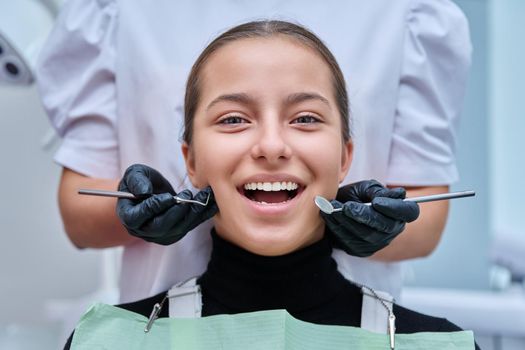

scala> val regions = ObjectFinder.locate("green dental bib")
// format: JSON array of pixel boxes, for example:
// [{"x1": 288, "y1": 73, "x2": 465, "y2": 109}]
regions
[{"x1": 70, "y1": 303, "x2": 475, "y2": 350}]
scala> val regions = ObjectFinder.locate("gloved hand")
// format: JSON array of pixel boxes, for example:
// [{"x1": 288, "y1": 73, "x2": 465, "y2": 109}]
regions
[
  {"x1": 116, "y1": 164, "x2": 218, "y2": 245},
  {"x1": 321, "y1": 180, "x2": 420, "y2": 257}
]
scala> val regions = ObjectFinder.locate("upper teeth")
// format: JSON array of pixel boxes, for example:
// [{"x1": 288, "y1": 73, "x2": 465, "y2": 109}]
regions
[{"x1": 244, "y1": 182, "x2": 299, "y2": 191}]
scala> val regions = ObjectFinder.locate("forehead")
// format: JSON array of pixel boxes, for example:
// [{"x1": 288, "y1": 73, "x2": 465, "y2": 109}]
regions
[{"x1": 199, "y1": 36, "x2": 334, "y2": 98}]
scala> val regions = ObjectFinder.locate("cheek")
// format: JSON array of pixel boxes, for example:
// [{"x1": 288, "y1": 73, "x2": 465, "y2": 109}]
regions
[
  {"x1": 191, "y1": 132, "x2": 248, "y2": 189},
  {"x1": 295, "y1": 133, "x2": 343, "y2": 196},
  {"x1": 192, "y1": 146, "x2": 219, "y2": 188},
  {"x1": 190, "y1": 132, "x2": 217, "y2": 188}
]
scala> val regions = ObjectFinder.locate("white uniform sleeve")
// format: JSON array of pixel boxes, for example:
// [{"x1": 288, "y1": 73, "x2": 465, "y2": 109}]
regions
[
  {"x1": 36, "y1": 0, "x2": 119, "y2": 179},
  {"x1": 386, "y1": 0, "x2": 472, "y2": 186}
]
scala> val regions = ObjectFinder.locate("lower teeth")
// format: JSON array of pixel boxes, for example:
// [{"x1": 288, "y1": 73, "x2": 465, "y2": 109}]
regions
[{"x1": 256, "y1": 199, "x2": 290, "y2": 205}]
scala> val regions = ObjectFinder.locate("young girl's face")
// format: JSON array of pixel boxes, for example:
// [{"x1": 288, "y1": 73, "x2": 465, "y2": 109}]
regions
[{"x1": 183, "y1": 36, "x2": 352, "y2": 256}]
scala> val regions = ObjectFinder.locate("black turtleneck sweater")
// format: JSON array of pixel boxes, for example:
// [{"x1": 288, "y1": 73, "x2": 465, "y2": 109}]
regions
[
  {"x1": 198, "y1": 230, "x2": 362, "y2": 326},
  {"x1": 65, "y1": 231, "x2": 480, "y2": 349}
]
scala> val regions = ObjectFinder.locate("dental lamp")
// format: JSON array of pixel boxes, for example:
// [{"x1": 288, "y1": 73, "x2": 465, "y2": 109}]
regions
[{"x1": 0, "y1": 0, "x2": 55, "y2": 85}]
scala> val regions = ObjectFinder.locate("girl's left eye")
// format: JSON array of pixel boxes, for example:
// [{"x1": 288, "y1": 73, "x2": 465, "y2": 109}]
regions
[{"x1": 291, "y1": 115, "x2": 321, "y2": 124}]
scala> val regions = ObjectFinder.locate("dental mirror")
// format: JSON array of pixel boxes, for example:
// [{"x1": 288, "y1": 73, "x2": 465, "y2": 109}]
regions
[
  {"x1": 314, "y1": 196, "x2": 342, "y2": 214},
  {"x1": 315, "y1": 190, "x2": 475, "y2": 215},
  {"x1": 77, "y1": 189, "x2": 210, "y2": 207}
]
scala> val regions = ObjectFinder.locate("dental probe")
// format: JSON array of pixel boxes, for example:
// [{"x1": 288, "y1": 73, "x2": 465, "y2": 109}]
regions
[
  {"x1": 77, "y1": 189, "x2": 210, "y2": 207},
  {"x1": 315, "y1": 190, "x2": 475, "y2": 215}
]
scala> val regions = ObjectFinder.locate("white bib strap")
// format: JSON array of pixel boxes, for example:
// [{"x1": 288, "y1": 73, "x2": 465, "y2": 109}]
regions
[
  {"x1": 167, "y1": 277, "x2": 202, "y2": 318},
  {"x1": 360, "y1": 287, "x2": 394, "y2": 333}
]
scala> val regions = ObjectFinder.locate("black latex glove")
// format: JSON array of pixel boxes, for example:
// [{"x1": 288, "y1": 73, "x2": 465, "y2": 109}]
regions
[
  {"x1": 321, "y1": 180, "x2": 420, "y2": 257},
  {"x1": 116, "y1": 164, "x2": 218, "y2": 245}
]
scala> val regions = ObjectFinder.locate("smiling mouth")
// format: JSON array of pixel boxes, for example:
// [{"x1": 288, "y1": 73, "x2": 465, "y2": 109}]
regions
[{"x1": 242, "y1": 181, "x2": 302, "y2": 204}]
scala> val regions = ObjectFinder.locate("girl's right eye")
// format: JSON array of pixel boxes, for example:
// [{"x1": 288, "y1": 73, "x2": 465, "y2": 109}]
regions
[{"x1": 218, "y1": 115, "x2": 248, "y2": 125}]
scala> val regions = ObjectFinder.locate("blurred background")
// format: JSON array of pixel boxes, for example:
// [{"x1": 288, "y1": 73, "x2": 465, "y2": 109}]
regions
[{"x1": 0, "y1": 0, "x2": 523, "y2": 349}]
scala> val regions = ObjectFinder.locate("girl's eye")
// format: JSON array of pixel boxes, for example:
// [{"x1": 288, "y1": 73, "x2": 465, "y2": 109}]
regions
[
  {"x1": 292, "y1": 115, "x2": 321, "y2": 124},
  {"x1": 219, "y1": 115, "x2": 248, "y2": 125}
]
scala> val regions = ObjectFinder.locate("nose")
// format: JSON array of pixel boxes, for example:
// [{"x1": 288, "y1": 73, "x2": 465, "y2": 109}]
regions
[{"x1": 250, "y1": 119, "x2": 292, "y2": 165}]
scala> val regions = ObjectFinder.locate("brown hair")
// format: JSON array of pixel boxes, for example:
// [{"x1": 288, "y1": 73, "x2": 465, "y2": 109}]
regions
[{"x1": 183, "y1": 20, "x2": 350, "y2": 144}]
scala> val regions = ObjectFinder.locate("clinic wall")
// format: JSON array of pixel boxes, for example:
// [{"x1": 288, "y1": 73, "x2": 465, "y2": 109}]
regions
[
  {"x1": 489, "y1": 0, "x2": 525, "y2": 238},
  {"x1": 0, "y1": 86, "x2": 102, "y2": 326},
  {"x1": 406, "y1": 0, "x2": 491, "y2": 290}
]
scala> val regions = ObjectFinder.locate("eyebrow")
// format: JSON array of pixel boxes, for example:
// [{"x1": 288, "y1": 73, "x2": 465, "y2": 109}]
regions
[
  {"x1": 206, "y1": 93, "x2": 253, "y2": 110},
  {"x1": 206, "y1": 92, "x2": 331, "y2": 110},
  {"x1": 285, "y1": 92, "x2": 331, "y2": 108}
]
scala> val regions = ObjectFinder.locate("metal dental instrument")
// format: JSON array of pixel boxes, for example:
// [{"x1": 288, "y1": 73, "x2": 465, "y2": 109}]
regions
[
  {"x1": 77, "y1": 189, "x2": 210, "y2": 207},
  {"x1": 314, "y1": 190, "x2": 476, "y2": 215}
]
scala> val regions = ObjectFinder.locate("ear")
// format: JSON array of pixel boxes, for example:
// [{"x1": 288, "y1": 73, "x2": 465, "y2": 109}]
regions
[
  {"x1": 338, "y1": 140, "x2": 353, "y2": 183},
  {"x1": 181, "y1": 142, "x2": 202, "y2": 188}
]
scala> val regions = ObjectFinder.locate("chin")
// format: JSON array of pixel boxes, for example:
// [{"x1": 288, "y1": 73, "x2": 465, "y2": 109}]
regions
[{"x1": 224, "y1": 222, "x2": 323, "y2": 257}]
